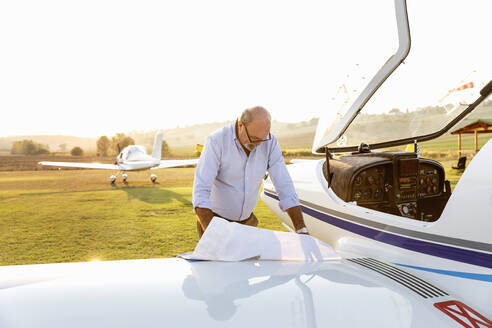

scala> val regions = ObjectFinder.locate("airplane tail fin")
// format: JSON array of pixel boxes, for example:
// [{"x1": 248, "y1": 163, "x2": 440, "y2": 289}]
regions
[{"x1": 152, "y1": 132, "x2": 163, "y2": 160}]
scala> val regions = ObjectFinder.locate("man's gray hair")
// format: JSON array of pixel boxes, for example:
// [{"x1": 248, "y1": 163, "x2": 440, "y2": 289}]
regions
[{"x1": 239, "y1": 106, "x2": 271, "y2": 125}]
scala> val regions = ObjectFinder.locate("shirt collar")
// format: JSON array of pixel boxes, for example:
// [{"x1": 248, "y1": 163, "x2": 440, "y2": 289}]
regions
[{"x1": 232, "y1": 121, "x2": 239, "y2": 141}]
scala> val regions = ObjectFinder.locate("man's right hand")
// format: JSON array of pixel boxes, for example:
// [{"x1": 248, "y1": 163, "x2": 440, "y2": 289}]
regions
[{"x1": 195, "y1": 207, "x2": 215, "y2": 231}]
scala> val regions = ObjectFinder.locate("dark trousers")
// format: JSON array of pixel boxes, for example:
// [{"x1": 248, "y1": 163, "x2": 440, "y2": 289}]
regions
[{"x1": 196, "y1": 212, "x2": 258, "y2": 238}]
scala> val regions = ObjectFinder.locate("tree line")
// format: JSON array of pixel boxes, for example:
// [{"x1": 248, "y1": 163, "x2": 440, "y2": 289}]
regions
[
  {"x1": 11, "y1": 132, "x2": 172, "y2": 157},
  {"x1": 10, "y1": 139, "x2": 85, "y2": 156},
  {"x1": 97, "y1": 133, "x2": 171, "y2": 157},
  {"x1": 11, "y1": 140, "x2": 50, "y2": 155},
  {"x1": 96, "y1": 133, "x2": 135, "y2": 156}
]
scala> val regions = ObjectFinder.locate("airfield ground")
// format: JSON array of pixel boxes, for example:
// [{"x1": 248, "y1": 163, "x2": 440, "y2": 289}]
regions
[
  {"x1": 0, "y1": 167, "x2": 285, "y2": 266},
  {"x1": 0, "y1": 147, "x2": 478, "y2": 266}
]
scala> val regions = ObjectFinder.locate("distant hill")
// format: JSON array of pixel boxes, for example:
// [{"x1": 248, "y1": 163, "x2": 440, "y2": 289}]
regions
[
  {"x1": 451, "y1": 100, "x2": 492, "y2": 131},
  {"x1": 129, "y1": 118, "x2": 319, "y2": 149},
  {"x1": 0, "y1": 118, "x2": 319, "y2": 154},
  {"x1": 2, "y1": 100, "x2": 489, "y2": 154}
]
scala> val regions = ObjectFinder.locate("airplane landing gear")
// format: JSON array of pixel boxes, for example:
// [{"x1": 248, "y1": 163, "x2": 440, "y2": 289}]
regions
[
  {"x1": 150, "y1": 174, "x2": 157, "y2": 183},
  {"x1": 110, "y1": 171, "x2": 122, "y2": 184},
  {"x1": 122, "y1": 173, "x2": 128, "y2": 183}
]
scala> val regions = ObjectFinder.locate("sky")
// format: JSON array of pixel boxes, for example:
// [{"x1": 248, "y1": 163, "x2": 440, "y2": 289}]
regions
[{"x1": 0, "y1": 0, "x2": 490, "y2": 138}]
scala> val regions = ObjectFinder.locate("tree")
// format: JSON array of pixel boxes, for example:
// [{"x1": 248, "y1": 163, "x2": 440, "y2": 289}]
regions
[
  {"x1": 59, "y1": 143, "x2": 67, "y2": 153},
  {"x1": 96, "y1": 136, "x2": 111, "y2": 156},
  {"x1": 161, "y1": 140, "x2": 171, "y2": 157},
  {"x1": 70, "y1": 146, "x2": 84, "y2": 156},
  {"x1": 111, "y1": 133, "x2": 135, "y2": 155},
  {"x1": 11, "y1": 140, "x2": 50, "y2": 155}
]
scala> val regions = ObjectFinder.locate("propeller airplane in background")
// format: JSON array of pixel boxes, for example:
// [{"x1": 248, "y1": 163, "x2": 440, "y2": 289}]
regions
[{"x1": 39, "y1": 132, "x2": 199, "y2": 183}]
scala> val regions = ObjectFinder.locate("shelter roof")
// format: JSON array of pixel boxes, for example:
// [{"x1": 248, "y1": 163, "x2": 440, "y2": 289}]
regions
[{"x1": 451, "y1": 119, "x2": 492, "y2": 134}]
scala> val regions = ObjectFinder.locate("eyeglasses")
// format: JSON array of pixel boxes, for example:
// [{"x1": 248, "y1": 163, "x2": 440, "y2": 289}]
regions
[{"x1": 243, "y1": 123, "x2": 271, "y2": 151}]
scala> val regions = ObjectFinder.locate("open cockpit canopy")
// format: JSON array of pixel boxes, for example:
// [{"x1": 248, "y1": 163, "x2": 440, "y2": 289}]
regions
[{"x1": 313, "y1": 0, "x2": 492, "y2": 154}]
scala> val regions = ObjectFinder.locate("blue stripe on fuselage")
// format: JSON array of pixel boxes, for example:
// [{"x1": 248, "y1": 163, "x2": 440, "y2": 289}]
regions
[
  {"x1": 394, "y1": 263, "x2": 492, "y2": 282},
  {"x1": 263, "y1": 191, "x2": 492, "y2": 269}
]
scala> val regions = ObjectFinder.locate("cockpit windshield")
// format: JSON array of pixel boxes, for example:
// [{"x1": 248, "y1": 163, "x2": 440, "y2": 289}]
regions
[
  {"x1": 123, "y1": 145, "x2": 148, "y2": 160},
  {"x1": 314, "y1": 0, "x2": 491, "y2": 152},
  {"x1": 313, "y1": 0, "x2": 399, "y2": 151}
]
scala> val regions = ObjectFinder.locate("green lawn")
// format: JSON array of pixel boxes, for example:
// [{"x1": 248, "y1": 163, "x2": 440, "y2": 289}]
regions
[
  {"x1": 0, "y1": 168, "x2": 284, "y2": 266},
  {"x1": 0, "y1": 151, "x2": 473, "y2": 266}
]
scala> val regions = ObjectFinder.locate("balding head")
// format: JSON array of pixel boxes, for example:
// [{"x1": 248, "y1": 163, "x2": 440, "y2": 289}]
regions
[{"x1": 239, "y1": 106, "x2": 271, "y2": 126}]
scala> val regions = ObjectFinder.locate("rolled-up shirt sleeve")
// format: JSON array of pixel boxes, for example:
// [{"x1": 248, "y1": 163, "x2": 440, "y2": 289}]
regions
[
  {"x1": 267, "y1": 138, "x2": 300, "y2": 211},
  {"x1": 192, "y1": 136, "x2": 221, "y2": 211}
]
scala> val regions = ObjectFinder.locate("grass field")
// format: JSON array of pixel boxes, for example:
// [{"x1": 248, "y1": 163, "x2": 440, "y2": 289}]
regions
[
  {"x1": 0, "y1": 132, "x2": 483, "y2": 266},
  {"x1": 0, "y1": 168, "x2": 285, "y2": 266}
]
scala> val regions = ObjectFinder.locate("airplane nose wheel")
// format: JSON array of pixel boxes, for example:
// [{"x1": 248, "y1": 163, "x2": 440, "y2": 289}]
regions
[{"x1": 150, "y1": 174, "x2": 157, "y2": 183}]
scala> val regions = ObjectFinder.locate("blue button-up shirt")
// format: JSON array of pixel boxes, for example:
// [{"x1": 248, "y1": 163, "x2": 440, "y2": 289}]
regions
[{"x1": 192, "y1": 122, "x2": 300, "y2": 221}]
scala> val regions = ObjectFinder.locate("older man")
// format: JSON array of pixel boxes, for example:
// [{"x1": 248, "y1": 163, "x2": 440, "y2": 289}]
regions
[{"x1": 192, "y1": 106, "x2": 307, "y2": 238}]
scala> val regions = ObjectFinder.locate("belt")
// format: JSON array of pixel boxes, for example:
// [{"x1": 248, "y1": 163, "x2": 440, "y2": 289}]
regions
[{"x1": 213, "y1": 212, "x2": 253, "y2": 223}]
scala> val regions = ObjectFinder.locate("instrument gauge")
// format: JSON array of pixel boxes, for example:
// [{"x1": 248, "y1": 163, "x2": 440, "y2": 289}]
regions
[{"x1": 374, "y1": 188, "x2": 381, "y2": 198}]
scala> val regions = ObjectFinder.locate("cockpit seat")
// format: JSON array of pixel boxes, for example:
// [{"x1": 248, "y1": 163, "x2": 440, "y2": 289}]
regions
[{"x1": 452, "y1": 156, "x2": 466, "y2": 170}]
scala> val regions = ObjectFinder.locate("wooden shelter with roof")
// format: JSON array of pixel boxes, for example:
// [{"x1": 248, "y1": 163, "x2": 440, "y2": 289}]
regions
[{"x1": 451, "y1": 119, "x2": 492, "y2": 156}]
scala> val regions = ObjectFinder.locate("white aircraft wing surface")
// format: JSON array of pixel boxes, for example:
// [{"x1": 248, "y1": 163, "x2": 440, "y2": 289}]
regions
[
  {"x1": 39, "y1": 161, "x2": 120, "y2": 170},
  {"x1": 152, "y1": 159, "x2": 199, "y2": 169},
  {"x1": 0, "y1": 256, "x2": 480, "y2": 327}
]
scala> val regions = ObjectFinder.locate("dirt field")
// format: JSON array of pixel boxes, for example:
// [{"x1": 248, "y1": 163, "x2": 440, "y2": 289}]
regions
[{"x1": 0, "y1": 155, "x2": 115, "y2": 171}]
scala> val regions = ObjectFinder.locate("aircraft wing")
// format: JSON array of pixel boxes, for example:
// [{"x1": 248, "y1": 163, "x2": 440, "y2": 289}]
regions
[
  {"x1": 39, "y1": 161, "x2": 120, "y2": 170},
  {"x1": 0, "y1": 256, "x2": 480, "y2": 327},
  {"x1": 152, "y1": 159, "x2": 199, "y2": 169}
]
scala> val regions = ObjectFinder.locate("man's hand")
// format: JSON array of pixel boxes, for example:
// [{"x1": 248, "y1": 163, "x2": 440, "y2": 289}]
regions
[
  {"x1": 286, "y1": 206, "x2": 308, "y2": 234},
  {"x1": 195, "y1": 207, "x2": 215, "y2": 231}
]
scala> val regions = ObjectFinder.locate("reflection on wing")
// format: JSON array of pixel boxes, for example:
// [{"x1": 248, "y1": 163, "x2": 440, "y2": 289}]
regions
[
  {"x1": 39, "y1": 161, "x2": 120, "y2": 170},
  {"x1": 152, "y1": 159, "x2": 199, "y2": 169}
]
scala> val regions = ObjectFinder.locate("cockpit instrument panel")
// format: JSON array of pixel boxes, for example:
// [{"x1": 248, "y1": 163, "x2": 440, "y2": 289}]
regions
[{"x1": 326, "y1": 151, "x2": 450, "y2": 222}]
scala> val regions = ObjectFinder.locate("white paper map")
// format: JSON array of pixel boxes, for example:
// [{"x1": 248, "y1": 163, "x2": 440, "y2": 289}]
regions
[{"x1": 179, "y1": 217, "x2": 341, "y2": 262}]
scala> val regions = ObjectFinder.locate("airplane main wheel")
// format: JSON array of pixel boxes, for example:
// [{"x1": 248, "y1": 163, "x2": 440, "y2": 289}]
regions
[
  {"x1": 122, "y1": 173, "x2": 128, "y2": 182},
  {"x1": 150, "y1": 174, "x2": 157, "y2": 183},
  {"x1": 110, "y1": 175, "x2": 116, "y2": 183}
]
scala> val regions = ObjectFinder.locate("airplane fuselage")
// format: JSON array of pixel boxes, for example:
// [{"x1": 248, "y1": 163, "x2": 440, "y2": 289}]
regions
[{"x1": 261, "y1": 140, "x2": 492, "y2": 318}]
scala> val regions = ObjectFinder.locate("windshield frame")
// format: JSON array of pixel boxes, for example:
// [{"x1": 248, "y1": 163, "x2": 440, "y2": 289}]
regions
[{"x1": 314, "y1": 0, "x2": 411, "y2": 154}]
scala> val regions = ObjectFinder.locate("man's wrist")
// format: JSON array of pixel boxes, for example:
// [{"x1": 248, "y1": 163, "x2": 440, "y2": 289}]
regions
[{"x1": 195, "y1": 207, "x2": 214, "y2": 230}]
